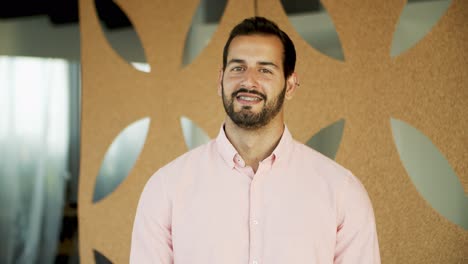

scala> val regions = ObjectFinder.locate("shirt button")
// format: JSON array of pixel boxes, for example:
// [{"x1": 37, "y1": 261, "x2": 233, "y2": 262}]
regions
[
  {"x1": 253, "y1": 261, "x2": 258, "y2": 264},
  {"x1": 253, "y1": 220, "x2": 259, "y2": 225}
]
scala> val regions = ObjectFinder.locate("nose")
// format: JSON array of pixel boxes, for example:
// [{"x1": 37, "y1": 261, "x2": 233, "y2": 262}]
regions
[{"x1": 240, "y1": 68, "x2": 259, "y2": 88}]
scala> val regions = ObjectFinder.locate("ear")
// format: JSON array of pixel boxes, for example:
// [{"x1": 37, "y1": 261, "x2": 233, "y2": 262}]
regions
[
  {"x1": 217, "y1": 68, "x2": 224, "y2": 97},
  {"x1": 285, "y1": 72, "x2": 298, "y2": 100}
]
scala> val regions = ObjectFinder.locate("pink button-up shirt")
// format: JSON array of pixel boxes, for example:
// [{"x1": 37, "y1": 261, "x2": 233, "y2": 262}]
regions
[{"x1": 130, "y1": 126, "x2": 380, "y2": 264}]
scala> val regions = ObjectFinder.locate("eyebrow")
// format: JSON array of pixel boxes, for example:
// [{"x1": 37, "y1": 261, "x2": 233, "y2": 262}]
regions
[
  {"x1": 227, "y1": 59, "x2": 279, "y2": 68},
  {"x1": 258, "y1": 61, "x2": 279, "y2": 68},
  {"x1": 227, "y1": 59, "x2": 246, "y2": 66}
]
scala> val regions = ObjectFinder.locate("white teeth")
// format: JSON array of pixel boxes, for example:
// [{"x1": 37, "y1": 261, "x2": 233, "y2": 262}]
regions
[{"x1": 238, "y1": 96, "x2": 260, "y2": 101}]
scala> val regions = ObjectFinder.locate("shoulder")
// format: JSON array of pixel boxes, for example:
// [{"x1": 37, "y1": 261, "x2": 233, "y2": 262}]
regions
[
  {"x1": 159, "y1": 140, "x2": 216, "y2": 173},
  {"x1": 146, "y1": 139, "x2": 217, "y2": 188},
  {"x1": 290, "y1": 141, "x2": 374, "y2": 219},
  {"x1": 291, "y1": 140, "x2": 353, "y2": 180},
  {"x1": 289, "y1": 140, "x2": 369, "y2": 196}
]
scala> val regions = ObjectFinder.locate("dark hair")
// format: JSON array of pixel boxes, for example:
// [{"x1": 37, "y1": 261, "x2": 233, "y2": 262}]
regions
[{"x1": 222, "y1": 16, "x2": 296, "y2": 78}]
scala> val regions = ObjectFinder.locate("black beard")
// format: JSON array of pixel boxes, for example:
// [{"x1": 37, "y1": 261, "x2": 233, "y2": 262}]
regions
[{"x1": 222, "y1": 84, "x2": 286, "y2": 130}]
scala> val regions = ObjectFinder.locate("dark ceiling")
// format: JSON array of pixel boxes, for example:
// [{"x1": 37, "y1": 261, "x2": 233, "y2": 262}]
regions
[
  {"x1": 0, "y1": 0, "x2": 325, "y2": 29},
  {"x1": 0, "y1": 0, "x2": 436, "y2": 29},
  {"x1": 1, "y1": 0, "x2": 134, "y2": 29}
]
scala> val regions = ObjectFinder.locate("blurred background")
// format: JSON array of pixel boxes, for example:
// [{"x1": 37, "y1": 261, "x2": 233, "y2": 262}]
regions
[{"x1": 1, "y1": 0, "x2": 461, "y2": 263}]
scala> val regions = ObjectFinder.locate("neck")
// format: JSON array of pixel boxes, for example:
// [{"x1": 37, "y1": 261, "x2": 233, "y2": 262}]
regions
[{"x1": 224, "y1": 114, "x2": 284, "y2": 172}]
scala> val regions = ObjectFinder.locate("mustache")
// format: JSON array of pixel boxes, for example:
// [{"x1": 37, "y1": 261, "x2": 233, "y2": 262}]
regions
[{"x1": 232, "y1": 88, "x2": 267, "y2": 100}]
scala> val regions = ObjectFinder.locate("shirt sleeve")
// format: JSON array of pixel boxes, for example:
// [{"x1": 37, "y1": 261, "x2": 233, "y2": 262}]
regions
[
  {"x1": 334, "y1": 172, "x2": 381, "y2": 264},
  {"x1": 130, "y1": 171, "x2": 174, "y2": 264}
]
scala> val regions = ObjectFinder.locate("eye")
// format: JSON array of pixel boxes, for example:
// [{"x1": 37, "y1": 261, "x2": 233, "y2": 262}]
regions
[
  {"x1": 259, "y1": 68, "x2": 272, "y2": 74},
  {"x1": 230, "y1": 66, "x2": 245, "y2": 72}
]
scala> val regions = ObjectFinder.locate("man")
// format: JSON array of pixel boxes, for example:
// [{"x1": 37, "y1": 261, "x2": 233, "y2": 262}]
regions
[{"x1": 130, "y1": 17, "x2": 380, "y2": 264}]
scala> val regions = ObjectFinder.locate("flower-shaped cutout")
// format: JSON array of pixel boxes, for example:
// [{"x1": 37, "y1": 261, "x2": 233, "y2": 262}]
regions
[
  {"x1": 93, "y1": 117, "x2": 150, "y2": 202},
  {"x1": 306, "y1": 119, "x2": 345, "y2": 160},
  {"x1": 180, "y1": 116, "x2": 211, "y2": 150},
  {"x1": 182, "y1": 0, "x2": 228, "y2": 66},
  {"x1": 391, "y1": 118, "x2": 468, "y2": 229},
  {"x1": 391, "y1": 0, "x2": 452, "y2": 57},
  {"x1": 94, "y1": 249, "x2": 112, "y2": 263},
  {"x1": 95, "y1": 0, "x2": 150, "y2": 72},
  {"x1": 280, "y1": 0, "x2": 344, "y2": 61}
]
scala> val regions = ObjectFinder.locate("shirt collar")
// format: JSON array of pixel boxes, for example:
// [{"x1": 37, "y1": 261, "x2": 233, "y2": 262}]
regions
[
  {"x1": 215, "y1": 124, "x2": 294, "y2": 168},
  {"x1": 272, "y1": 125, "x2": 294, "y2": 161}
]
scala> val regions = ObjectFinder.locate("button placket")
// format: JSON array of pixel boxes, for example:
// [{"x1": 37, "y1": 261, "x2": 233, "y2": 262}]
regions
[{"x1": 248, "y1": 163, "x2": 266, "y2": 264}]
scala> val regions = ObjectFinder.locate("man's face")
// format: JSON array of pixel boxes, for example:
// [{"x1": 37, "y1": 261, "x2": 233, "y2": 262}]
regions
[{"x1": 219, "y1": 34, "x2": 294, "y2": 130}]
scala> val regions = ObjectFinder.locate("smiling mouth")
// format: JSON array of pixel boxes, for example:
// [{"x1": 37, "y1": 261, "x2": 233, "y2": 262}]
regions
[
  {"x1": 232, "y1": 88, "x2": 266, "y2": 105},
  {"x1": 236, "y1": 95, "x2": 262, "y2": 102}
]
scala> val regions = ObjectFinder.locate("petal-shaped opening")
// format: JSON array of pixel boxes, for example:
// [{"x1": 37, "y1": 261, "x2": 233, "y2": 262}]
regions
[
  {"x1": 181, "y1": 0, "x2": 228, "y2": 66},
  {"x1": 390, "y1": 0, "x2": 452, "y2": 57},
  {"x1": 306, "y1": 119, "x2": 345, "y2": 160},
  {"x1": 391, "y1": 118, "x2": 468, "y2": 229},
  {"x1": 130, "y1": 62, "x2": 150, "y2": 73},
  {"x1": 180, "y1": 116, "x2": 210, "y2": 150},
  {"x1": 280, "y1": 0, "x2": 344, "y2": 61},
  {"x1": 94, "y1": 0, "x2": 151, "y2": 72},
  {"x1": 94, "y1": 249, "x2": 112, "y2": 264},
  {"x1": 93, "y1": 117, "x2": 150, "y2": 203}
]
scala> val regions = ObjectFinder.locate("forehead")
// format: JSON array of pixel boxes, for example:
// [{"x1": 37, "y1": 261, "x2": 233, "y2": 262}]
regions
[{"x1": 227, "y1": 34, "x2": 284, "y2": 64}]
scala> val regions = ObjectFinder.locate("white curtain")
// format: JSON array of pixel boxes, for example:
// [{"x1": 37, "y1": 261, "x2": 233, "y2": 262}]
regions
[{"x1": 0, "y1": 56, "x2": 70, "y2": 264}]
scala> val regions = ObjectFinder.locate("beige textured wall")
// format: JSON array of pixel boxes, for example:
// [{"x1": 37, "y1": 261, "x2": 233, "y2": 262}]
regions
[{"x1": 79, "y1": 0, "x2": 468, "y2": 263}]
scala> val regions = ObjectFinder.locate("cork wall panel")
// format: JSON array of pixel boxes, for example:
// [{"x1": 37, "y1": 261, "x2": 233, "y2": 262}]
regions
[
  {"x1": 78, "y1": 0, "x2": 254, "y2": 262},
  {"x1": 258, "y1": 0, "x2": 467, "y2": 263},
  {"x1": 79, "y1": 0, "x2": 467, "y2": 263}
]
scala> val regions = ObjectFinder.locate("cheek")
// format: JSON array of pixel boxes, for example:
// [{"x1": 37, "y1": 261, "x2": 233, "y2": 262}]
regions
[
  {"x1": 222, "y1": 77, "x2": 239, "y2": 90},
  {"x1": 225, "y1": 75, "x2": 243, "y2": 82}
]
